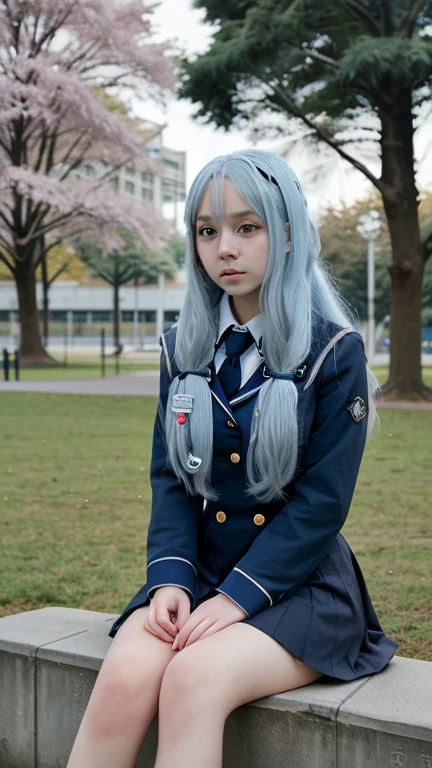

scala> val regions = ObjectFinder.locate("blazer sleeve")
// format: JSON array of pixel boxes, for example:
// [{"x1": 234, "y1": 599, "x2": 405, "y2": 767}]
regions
[
  {"x1": 145, "y1": 340, "x2": 202, "y2": 602},
  {"x1": 216, "y1": 332, "x2": 369, "y2": 618}
]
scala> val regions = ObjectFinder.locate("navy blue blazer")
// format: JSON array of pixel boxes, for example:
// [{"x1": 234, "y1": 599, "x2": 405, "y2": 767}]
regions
[{"x1": 110, "y1": 320, "x2": 372, "y2": 635}]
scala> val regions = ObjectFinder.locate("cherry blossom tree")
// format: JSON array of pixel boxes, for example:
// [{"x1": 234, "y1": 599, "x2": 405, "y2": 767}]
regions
[{"x1": 0, "y1": 0, "x2": 174, "y2": 364}]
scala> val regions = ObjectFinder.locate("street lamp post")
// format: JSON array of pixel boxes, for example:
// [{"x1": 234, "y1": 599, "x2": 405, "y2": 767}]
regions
[{"x1": 357, "y1": 210, "x2": 381, "y2": 365}]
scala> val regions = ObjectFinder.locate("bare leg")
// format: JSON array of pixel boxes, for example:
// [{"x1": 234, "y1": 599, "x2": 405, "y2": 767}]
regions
[
  {"x1": 155, "y1": 623, "x2": 322, "y2": 768},
  {"x1": 66, "y1": 607, "x2": 176, "y2": 768}
]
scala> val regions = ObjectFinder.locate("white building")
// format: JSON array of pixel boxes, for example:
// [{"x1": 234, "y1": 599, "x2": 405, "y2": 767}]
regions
[
  {"x1": 0, "y1": 276, "x2": 187, "y2": 351},
  {"x1": 81, "y1": 123, "x2": 187, "y2": 230}
]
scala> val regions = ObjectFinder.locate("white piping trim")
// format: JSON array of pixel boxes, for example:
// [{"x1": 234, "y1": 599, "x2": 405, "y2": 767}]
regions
[
  {"x1": 304, "y1": 328, "x2": 354, "y2": 391},
  {"x1": 210, "y1": 390, "x2": 238, "y2": 425},
  {"x1": 215, "y1": 588, "x2": 250, "y2": 618},
  {"x1": 233, "y1": 567, "x2": 273, "y2": 606},
  {"x1": 160, "y1": 333, "x2": 173, "y2": 380},
  {"x1": 147, "y1": 584, "x2": 194, "y2": 599},
  {"x1": 230, "y1": 384, "x2": 263, "y2": 405},
  {"x1": 147, "y1": 556, "x2": 197, "y2": 576}
]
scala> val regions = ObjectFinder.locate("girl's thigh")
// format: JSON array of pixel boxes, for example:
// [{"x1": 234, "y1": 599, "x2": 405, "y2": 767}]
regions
[
  {"x1": 162, "y1": 622, "x2": 322, "y2": 714},
  {"x1": 94, "y1": 607, "x2": 176, "y2": 698}
]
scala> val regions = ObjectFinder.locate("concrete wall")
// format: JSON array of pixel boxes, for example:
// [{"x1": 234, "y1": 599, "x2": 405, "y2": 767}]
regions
[{"x1": 0, "y1": 608, "x2": 431, "y2": 768}]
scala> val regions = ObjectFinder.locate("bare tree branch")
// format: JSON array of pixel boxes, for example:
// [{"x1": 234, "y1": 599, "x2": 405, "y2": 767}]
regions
[
  {"x1": 270, "y1": 82, "x2": 395, "y2": 198},
  {"x1": 0, "y1": 249, "x2": 16, "y2": 273},
  {"x1": 338, "y1": 1, "x2": 381, "y2": 35},
  {"x1": 398, "y1": 0, "x2": 424, "y2": 37}
]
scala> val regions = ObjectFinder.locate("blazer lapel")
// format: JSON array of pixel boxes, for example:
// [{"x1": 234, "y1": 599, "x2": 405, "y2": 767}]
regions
[
  {"x1": 210, "y1": 374, "x2": 238, "y2": 424},
  {"x1": 230, "y1": 363, "x2": 267, "y2": 406}
]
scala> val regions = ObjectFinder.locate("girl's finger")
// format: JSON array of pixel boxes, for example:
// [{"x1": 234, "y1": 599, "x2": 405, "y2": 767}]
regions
[
  {"x1": 174, "y1": 613, "x2": 209, "y2": 650},
  {"x1": 172, "y1": 614, "x2": 200, "y2": 650},
  {"x1": 174, "y1": 597, "x2": 191, "y2": 630},
  {"x1": 184, "y1": 618, "x2": 213, "y2": 648},
  {"x1": 146, "y1": 613, "x2": 176, "y2": 643},
  {"x1": 196, "y1": 621, "x2": 223, "y2": 642},
  {"x1": 155, "y1": 606, "x2": 178, "y2": 637}
]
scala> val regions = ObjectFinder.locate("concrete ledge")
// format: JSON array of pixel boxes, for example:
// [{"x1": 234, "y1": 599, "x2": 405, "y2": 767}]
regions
[{"x1": 0, "y1": 608, "x2": 431, "y2": 768}]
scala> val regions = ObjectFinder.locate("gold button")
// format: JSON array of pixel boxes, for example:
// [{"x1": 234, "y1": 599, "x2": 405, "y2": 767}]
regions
[
  {"x1": 230, "y1": 453, "x2": 241, "y2": 463},
  {"x1": 227, "y1": 420, "x2": 235, "y2": 428},
  {"x1": 253, "y1": 514, "x2": 265, "y2": 526},
  {"x1": 216, "y1": 511, "x2": 226, "y2": 523}
]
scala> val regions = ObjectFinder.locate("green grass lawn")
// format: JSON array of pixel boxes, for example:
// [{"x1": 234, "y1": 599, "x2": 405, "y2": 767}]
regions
[
  {"x1": 372, "y1": 366, "x2": 432, "y2": 390},
  {"x1": 0, "y1": 393, "x2": 431, "y2": 661}
]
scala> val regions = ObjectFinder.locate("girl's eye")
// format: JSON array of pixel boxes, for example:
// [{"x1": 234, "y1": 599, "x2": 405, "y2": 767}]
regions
[
  {"x1": 239, "y1": 224, "x2": 257, "y2": 234},
  {"x1": 198, "y1": 227, "x2": 216, "y2": 237}
]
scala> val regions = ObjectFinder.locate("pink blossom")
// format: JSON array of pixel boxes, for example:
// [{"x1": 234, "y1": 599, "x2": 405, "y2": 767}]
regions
[{"x1": 0, "y1": 0, "x2": 175, "y2": 260}]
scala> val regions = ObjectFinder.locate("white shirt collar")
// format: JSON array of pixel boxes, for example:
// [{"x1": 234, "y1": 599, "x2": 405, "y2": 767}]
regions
[{"x1": 217, "y1": 292, "x2": 263, "y2": 348}]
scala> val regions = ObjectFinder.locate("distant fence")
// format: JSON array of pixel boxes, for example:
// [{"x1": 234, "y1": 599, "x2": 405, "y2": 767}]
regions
[{"x1": 1, "y1": 348, "x2": 19, "y2": 380}]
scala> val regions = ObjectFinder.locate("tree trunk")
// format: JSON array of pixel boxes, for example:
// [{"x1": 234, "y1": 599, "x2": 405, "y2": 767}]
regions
[
  {"x1": 379, "y1": 91, "x2": 432, "y2": 400},
  {"x1": 41, "y1": 247, "x2": 49, "y2": 347},
  {"x1": 15, "y1": 256, "x2": 57, "y2": 367}
]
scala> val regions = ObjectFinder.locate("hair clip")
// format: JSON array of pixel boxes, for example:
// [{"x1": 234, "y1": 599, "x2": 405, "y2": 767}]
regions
[
  {"x1": 262, "y1": 364, "x2": 295, "y2": 381},
  {"x1": 187, "y1": 452, "x2": 202, "y2": 472},
  {"x1": 178, "y1": 368, "x2": 212, "y2": 383},
  {"x1": 255, "y1": 166, "x2": 278, "y2": 186},
  {"x1": 177, "y1": 413, "x2": 187, "y2": 425},
  {"x1": 262, "y1": 363, "x2": 307, "y2": 381}
]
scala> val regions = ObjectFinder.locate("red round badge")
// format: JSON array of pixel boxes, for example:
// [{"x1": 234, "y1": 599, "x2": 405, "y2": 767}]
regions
[{"x1": 177, "y1": 413, "x2": 186, "y2": 425}]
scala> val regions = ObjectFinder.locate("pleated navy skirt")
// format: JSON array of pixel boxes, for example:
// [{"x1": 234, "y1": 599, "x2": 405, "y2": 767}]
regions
[{"x1": 109, "y1": 532, "x2": 397, "y2": 681}]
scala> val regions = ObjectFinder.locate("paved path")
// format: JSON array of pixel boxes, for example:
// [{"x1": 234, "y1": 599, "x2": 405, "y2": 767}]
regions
[
  {"x1": 1, "y1": 372, "x2": 432, "y2": 408},
  {"x1": 0, "y1": 371, "x2": 160, "y2": 397}
]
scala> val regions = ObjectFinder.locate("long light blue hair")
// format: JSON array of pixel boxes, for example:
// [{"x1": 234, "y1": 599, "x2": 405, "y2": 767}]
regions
[{"x1": 165, "y1": 149, "x2": 377, "y2": 503}]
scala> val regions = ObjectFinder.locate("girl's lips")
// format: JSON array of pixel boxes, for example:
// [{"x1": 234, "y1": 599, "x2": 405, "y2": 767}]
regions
[
  {"x1": 221, "y1": 272, "x2": 245, "y2": 280},
  {"x1": 221, "y1": 270, "x2": 244, "y2": 276}
]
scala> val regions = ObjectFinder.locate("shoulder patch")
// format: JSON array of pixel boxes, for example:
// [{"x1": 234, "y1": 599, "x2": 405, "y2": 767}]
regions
[{"x1": 347, "y1": 396, "x2": 367, "y2": 422}]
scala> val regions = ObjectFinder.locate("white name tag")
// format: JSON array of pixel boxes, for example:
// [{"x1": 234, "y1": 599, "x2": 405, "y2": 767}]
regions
[{"x1": 171, "y1": 394, "x2": 194, "y2": 413}]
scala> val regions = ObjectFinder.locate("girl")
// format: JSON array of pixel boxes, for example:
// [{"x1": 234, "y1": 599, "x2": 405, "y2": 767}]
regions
[{"x1": 67, "y1": 150, "x2": 397, "y2": 768}]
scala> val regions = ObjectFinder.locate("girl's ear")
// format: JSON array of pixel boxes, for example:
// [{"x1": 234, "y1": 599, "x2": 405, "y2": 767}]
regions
[{"x1": 285, "y1": 222, "x2": 291, "y2": 253}]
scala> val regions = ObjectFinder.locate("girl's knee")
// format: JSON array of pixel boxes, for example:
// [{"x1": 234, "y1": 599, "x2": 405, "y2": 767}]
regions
[
  {"x1": 160, "y1": 646, "x2": 222, "y2": 714},
  {"x1": 83, "y1": 637, "x2": 172, "y2": 739}
]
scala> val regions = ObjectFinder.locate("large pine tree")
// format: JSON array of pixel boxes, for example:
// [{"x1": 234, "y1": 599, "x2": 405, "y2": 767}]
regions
[{"x1": 180, "y1": 0, "x2": 432, "y2": 399}]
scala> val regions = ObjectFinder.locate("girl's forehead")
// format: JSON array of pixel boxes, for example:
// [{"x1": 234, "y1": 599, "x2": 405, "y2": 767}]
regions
[{"x1": 197, "y1": 176, "x2": 255, "y2": 221}]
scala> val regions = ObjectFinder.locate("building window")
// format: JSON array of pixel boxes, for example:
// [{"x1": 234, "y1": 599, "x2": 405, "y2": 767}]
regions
[
  {"x1": 162, "y1": 177, "x2": 185, "y2": 202},
  {"x1": 73, "y1": 311, "x2": 87, "y2": 322},
  {"x1": 110, "y1": 176, "x2": 119, "y2": 191},
  {"x1": 141, "y1": 172, "x2": 154, "y2": 183},
  {"x1": 50, "y1": 311, "x2": 67, "y2": 322},
  {"x1": 92, "y1": 311, "x2": 111, "y2": 323},
  {"x1": 163, "y1": 157, "x2": 180, "y2": 170},
  {"x1": 125, "y1": 181, "x2": 135, "y2": 195},
  {"x1": 141, "y1": 187, "x2": 154, "y2": 202},
  {"x1": 138, "y1": 311, "x2": 156, "y2": 322},
  {"x1": 125, "y1": 165, "x2": 135, "y2": 175}
]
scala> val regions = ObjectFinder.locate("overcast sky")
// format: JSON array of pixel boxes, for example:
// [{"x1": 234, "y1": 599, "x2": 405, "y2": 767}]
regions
[
  {"x1": 135, "y1": 0, "x2": 252, "y2": 188},
  {"x1": 134, "y1": 0, "x2": 431, "y2": 218}
]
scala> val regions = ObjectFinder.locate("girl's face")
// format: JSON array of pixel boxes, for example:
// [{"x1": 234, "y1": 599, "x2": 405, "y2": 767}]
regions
[{"x1": 195, "y1": 177, "x2": 270, "y2": 323}]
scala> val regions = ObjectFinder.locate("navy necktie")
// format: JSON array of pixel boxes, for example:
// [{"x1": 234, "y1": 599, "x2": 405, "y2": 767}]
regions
[{"x1": 218, "y1": 327, "x2": 254, "y2": 398}]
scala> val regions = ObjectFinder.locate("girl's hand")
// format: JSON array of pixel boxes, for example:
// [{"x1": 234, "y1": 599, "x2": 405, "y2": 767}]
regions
[
  {"x1": 172, "y1": 593, "x2": 247, "y2": 650},
  {"x1": 144, "y1": 586, "x2": 191, "y2": 643}
]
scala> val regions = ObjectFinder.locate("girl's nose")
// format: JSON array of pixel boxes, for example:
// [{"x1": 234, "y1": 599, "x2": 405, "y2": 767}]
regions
[{"x1": 217, "y1": 231, "x2": 239, "y2": 260}]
